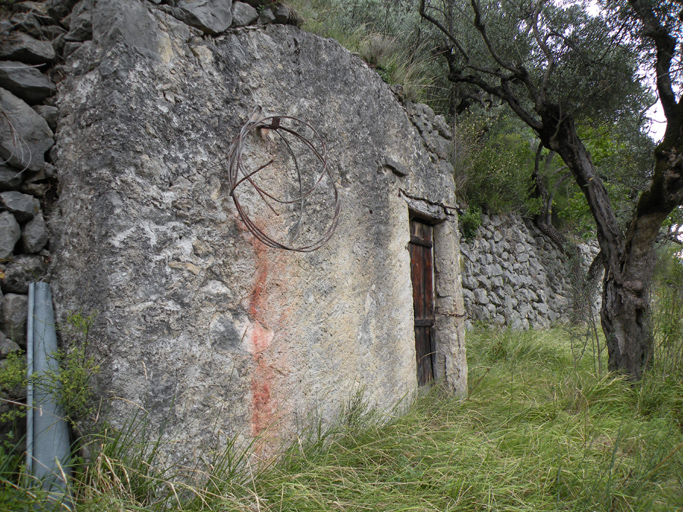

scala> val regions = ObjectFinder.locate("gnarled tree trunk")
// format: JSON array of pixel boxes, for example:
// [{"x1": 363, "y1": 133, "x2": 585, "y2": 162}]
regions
[
  {"x1": 601, "y1": 271, "x2": 653, "y2": 379},
  {"x1": 540, "y1": 110, "x2": 659, "y2": 380}
]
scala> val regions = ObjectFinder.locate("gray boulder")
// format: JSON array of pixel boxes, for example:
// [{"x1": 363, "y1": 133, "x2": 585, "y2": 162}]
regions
[
  {"x1": 0, "y1": 212, "x2": 20, "y2": 259},
  {"x1": 433, "y1": 114, "x2": 451, "y2": 139},
  {"x1": 0, "y1": 167, "x2": 23, "y2": 191},
  {"x1": 473, "y1": 289, "x2": 489, "y2": 305},
  {"x1": 0, "y1": 331, "x2": 20, "y2": 358},
  {"x1": 26, "y1": 24, "x2": 67, "y2": 43},
  {"x1": 21, "y1": 212, "x2": 48, "y2": 253},
  {"x1": 46, "y1": 0, "x2": 74, "y2": 22},
  {"x1": 32, "y1": 105, "x2": 59, "y2": 131},
  {"x1": 0, "y1": 61, "x2": 56, "y2": 105},
  {"x1": 65, "y1": 0, "x2": 94, "y2": 42},
  {"x1": 0, "y1": 293, "x2": 28, "y2": 346},
  {"x1": 1, "y1": 254, "x2": 47, "y2": 294},
  {"x1": 170, "y1": 0, "x2": 233, "y2": 35},
  {"x1": 258, "y1": 7, "x2": 275, "y2": 24},
  {"x1": 13, "y1": 1, "x2": 52, "y2": 15},
  {"x1": 0, "y1": 88, "x2": 54, "y2": 172},
  {"x1": 273, "y1": 4, "x2": 291, "y2": 24},
  {"x1": 92, "y1": 0, "x2": 159, "y2": 57},
  {"x1": 10, "y1": 10, "x2": 60, "y2": 36},
  {"x1": 232, "y1": 1, "x2": 258, "y2": 27},
  {"x1": 0, "y1": 191, "x2": 40, "y2": 222},
  {"x1": 0, "y1": 32, "x2": 55, "y2": 64}
]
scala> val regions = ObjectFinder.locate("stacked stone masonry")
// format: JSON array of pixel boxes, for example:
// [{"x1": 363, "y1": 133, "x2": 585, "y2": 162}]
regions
[
  {"x1": 460, "y1": 213, "x2": 599, "y2": 330},
  {"x1": 0, "y1": 0, "x2": 56, "y2": 418}
]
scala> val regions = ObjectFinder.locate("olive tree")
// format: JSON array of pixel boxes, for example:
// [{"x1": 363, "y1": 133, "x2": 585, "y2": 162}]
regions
[{"x1": 420, "y1": 0, "x2": 683, "y2": 379}]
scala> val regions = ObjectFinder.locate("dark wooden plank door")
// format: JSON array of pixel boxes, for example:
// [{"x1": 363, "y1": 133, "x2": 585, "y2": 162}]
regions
[{"x1": 409, "y1": 219, "x2": 435, "y2": 385}]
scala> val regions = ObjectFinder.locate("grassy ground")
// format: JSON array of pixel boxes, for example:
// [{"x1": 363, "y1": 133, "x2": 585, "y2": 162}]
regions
[
  {"x1": 3, "y1": 327, "x2": 683, "y2": 511},
  {"x1": 227, "y1": 328, "x2": 682, "y2": 512}
]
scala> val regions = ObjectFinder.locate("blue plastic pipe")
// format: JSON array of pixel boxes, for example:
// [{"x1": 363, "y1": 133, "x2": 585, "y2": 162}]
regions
[
  {"x1": 26, "y1": 283, "x2": 34, "y2": 474},
  {"x1": 27, "y1": 282, "x2": 72, "y2": 509}
]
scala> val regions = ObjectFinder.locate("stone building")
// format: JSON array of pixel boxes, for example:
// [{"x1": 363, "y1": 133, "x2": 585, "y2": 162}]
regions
[{"x1": 0, "y1": 0, "x2": 470, "y2": 462}]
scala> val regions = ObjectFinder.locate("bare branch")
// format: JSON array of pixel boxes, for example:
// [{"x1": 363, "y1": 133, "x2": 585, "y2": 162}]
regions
[
  {"x1": 450, "y1": 70, "x2": 543, "y2": 130},
  {"x1": 627, "y1": 0, "x2": 678, "y2": 119},
  {"x1": 470, "y1": 0, "x2": 517, "y2": 73},
  {"x1": 530, "y1": 0, "x2": 554, "y2": 96},
  {"x1": 419, "y1": 0, "x2": 470, "y2": 62}
]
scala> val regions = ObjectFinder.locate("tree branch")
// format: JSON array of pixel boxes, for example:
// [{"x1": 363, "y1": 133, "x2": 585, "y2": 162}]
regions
[
  {"x1": 627, "y1": 0, "x2": 678, "y2": 119},
  {"x1": 419, "y1": 0, "x2": 471, "y2": 62},
  {"x1": 450, "y1": 70, "x2": 543, "y2": 130},
  {"x1": 470, "y1": 0, "x2": 517, "y2": 73},
  {"x1": 531, "y1": 0, "x2": 554, "y2": 97}
]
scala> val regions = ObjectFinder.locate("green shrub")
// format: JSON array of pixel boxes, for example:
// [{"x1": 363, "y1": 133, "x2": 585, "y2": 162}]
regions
[
  {"x1": 459, "y1": 205, "x2": 481, "y2": 240},
  {"x1": 0, "y1": 351, "x2": 26, "y2": 424}
]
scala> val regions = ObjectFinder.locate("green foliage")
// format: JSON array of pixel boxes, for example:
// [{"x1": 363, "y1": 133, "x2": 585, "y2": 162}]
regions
[
  {"x1": 437, "y1": 0, "x2": 651, "y2": 126},
  {"x1": 44, "y1": 346, "x2": 100, "y2": 423},
  {"x1": 2, "y1": 328, "x2": 682, "y2": 510},
  {"x1": 0, "y1": 311, "x2": 100, "y2": 508},
  {"x1": 653, "y1": 245, "x2": 683, "y2": 377},
  {"x1": 559, "y1": 189, "x2": 598, "y2": 239},
  {"x1": 458, "y1": 204, "x2": 481, "y2": 240},
  {"x1": 454, "y1": 108, "x2": 539, "y2": 214},
  {"x1": 287, "y1": 0, "x2": 450, "y2": 104},
  {"x1": 0, "y1": 351, "x2": 26, "y2": 424},
  {"x1": 30, "y1": 311, "x2": 102, "y2": 424}
]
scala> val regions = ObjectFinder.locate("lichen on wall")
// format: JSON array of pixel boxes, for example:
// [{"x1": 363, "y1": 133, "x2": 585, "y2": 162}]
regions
[{"x1": 48, "y1": 0, "x2": 466, "y2": 463}]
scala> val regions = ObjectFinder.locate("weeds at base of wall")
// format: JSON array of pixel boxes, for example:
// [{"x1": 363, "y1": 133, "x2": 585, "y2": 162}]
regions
[{"x1": 0, "y1": 328, "x2": 681, "y2": 511}]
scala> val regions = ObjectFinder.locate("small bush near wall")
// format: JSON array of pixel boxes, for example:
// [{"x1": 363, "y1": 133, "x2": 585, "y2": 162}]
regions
[{"x1": 459, "y1": 206, "x2": 482, "y2": 240}]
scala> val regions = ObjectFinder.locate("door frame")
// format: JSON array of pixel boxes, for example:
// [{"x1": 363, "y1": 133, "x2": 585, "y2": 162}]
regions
[{"x1": 402, "y1": 191, "x2": 468, "y2": 394}]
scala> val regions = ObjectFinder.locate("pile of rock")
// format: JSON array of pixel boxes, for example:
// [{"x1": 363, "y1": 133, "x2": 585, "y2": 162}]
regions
[
  {"x1": 0, "y1": 2, "x2": 58, "y2": 372},
  {"x1": 404, "y1": 101, "x2": 453, "y2": 162},
  {"x1": 460, "y1": 213, "x2": 600, "y2": 330},
  {"x1": 152, "y1": 0, "x2": 301, "y2": 34}
]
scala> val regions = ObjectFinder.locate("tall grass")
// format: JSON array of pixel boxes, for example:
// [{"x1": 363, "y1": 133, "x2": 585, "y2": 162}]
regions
[
  {"x1": 286, "y1": 0, "x2": 450, "y2": 105},
  {"x1": 3, "y1": 328, "x2": 681, "y2": 510}
]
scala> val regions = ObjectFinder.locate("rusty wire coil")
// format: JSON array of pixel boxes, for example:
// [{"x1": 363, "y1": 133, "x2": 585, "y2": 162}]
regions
[{"x1": 227, "y1": 109, "x2": 340, "y2": 252}]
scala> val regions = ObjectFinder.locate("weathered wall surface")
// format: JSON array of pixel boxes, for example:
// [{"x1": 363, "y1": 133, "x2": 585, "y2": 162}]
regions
[
  {"x1": 460, "y1": 213, "x2": 599, "y2": 329},
  {"x1": 47, "y1": 0, "x2": 466, "y2": 463}
]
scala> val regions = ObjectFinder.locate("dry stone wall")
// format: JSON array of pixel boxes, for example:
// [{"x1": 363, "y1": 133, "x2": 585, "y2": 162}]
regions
[
  {"x1": 460, "y1": 213, "x2": 600, "y2": 329},
  {"x1": 0, "y1": 1, "x2": 57, "y2": 427}
]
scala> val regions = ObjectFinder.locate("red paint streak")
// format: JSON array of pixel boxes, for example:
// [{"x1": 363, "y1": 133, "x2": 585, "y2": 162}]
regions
[
  {"x1": 250, "y1": 321, "x2": 275, "y2": 437},
  {"x1": 249, "y1": 239, "x2": 277, "y2": 438},
  {"x1": 249, "y1": 241, "x2": 269, "y2": 323}
]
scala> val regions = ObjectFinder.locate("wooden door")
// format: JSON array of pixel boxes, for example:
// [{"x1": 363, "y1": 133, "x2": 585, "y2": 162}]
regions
[{"x1": 409, "y1": 219, "x2": 435, "y2": 385}]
